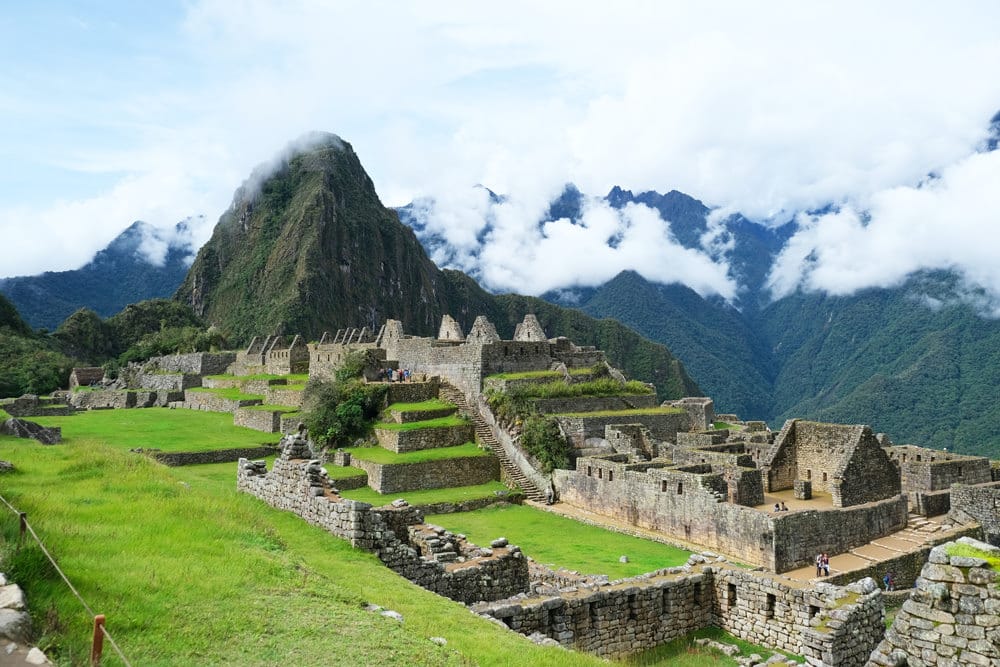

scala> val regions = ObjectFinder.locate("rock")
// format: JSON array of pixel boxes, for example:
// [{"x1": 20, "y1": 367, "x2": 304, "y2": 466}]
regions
[
  {"x1": 491, "y1": 537, "x2": 508, "y2": 548},
  {"x1": 0, "y1": 586, "x2": 25, "y2": 611},
  {"x1": 363, "y1": 603, "x2": 382, "y2": 613},
  {"x1": 25, "y1": 647, "x2": 49, "y2": 665},
  {"x1": 0, "y1": 609, "x2": 31, "y2": 643},
  {"x1": 391, "y1": 499, "x2": 409, "y2": 508},
  {"x1": 847, "y1": 577, "x2": 878, "y2": 595},
  {"x1": 0, "y1": 462, "x2": 12, "y2": 473},
  {"x1": 619, "y1": 555, "x2": 629, "y2": 563},
  {"x1": 0, "y1": 419, "x2": 61, "y2": 445},
  {"x1": 381, "y1": 610, "x2": 404, "y2": 622},
  {"x1": 429, "y1": 637, "x2": 447, "y2": 646}
]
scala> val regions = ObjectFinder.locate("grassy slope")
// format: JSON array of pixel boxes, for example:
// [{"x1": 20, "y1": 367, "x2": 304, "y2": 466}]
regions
[
  {"x1": 374, "y1": 415, "x2": 468, "y2": 431},
  {"x1": 30, "y1": 409, "x2": 275, "y2": 452},
  {"x1": 0, "y1": 436, "x2": 598, "y2": 667},
  {"x1": 429, "y1": 505, "x2": 691, "y2": 579},
  {"x1": 343, "y1": 443, "x2": 485, "y2": 464}
]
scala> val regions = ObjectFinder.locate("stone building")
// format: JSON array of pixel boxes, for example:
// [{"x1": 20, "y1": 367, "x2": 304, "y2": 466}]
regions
[
  {"x1": 68, "y1": 367, "x2": 104, "y2": 389},
  {"x1": 884, "y1": 444, "x2": 992, "y2": 516}
]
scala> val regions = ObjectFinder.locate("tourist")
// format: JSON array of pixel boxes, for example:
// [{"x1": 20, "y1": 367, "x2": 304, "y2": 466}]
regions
[
  {"x1": 816, "y1": 554, "x2": 823, "y2": 577},
  {"x1": 780, "y1": 502, "x2": 788, "y2": 511},
  {"x1": 883, "y1": 571, "x2": 894, "y2": 591},
  {"x1": 544, "y1": 485, "x2": 554, "y2": 505},
  {"x1": 822, "y1": 553, "x2": 830, "y2": 576},
  {"x1": 774, "y1": 503, "x2": 781, "y2": 513}
]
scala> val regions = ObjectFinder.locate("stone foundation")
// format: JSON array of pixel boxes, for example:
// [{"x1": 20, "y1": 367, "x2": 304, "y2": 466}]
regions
[
  {"x1": 350, "y1": 455, "x2": 500, "y2": 494},
  {"x1": 374, "y1": 422, "x2": 475, "y2": 453}
]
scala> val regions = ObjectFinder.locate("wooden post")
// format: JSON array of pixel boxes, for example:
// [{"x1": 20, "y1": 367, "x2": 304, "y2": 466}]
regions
[
  {"x1": 16, "y1": 513, "x2": 26, "y2": 553},
  {"x1": 91, "y1": 615, "x2": 105, "y2": 666}
]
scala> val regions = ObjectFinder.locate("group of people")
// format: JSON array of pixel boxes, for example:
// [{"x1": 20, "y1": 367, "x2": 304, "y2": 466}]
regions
[
  {"x1": 379, "y1": 367, "x2": 412, "y2": 382},
  {"x1": 815, "y1": 553, "x2": 831, "y2": 577},
  {"x1": 772, "y1": 501, "x2": 790, "y2": 512}
]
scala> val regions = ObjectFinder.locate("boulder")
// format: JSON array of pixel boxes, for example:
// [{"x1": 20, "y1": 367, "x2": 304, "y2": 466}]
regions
[{"x1": 0, "y1": 419, "x2": 61, "y2": 445}]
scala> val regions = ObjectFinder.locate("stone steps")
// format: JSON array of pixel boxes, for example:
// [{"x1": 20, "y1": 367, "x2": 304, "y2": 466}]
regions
[{"x1": 439, "y1": 383, "x2": 547, "y2": 502}]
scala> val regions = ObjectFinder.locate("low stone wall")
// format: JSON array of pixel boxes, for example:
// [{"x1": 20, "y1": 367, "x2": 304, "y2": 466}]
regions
[
  {"x1": 868, "y1": 536, "x2": 1000, "y2": 666},
  {"x1": 472, "y1": 563, "x2": 884, "y2": 665},
  {"x1": 279, "y1": 413, "x2": 303, "y2": 434},
  {"x1": 557, "y1": 411, "x2": 689, "y2": 448},
  {"x1": 148, "y1": 352, "x2": 236, "y2": 375},
  {"x1": 374, "y1": 422, "x2": 475, "y2": 453},
  {"x1": 181, "y1": 391, "x2": 263, "y2": 413},
  {"x1": 137, "y1": 373, "x2": 202, "y2": 391},
  {"x1": 388, "y1": 406, "x2": 456, "y2": 423},
  {"x1": 150, "y1": 445, "x2": 278, "y2": 466},
  {"x1": 237, "y1": 453, "x2": 528, "y2": 603},
  {"x1": 913, "y1": 488, "x2": 951, "y2": 516},
  {"x1": 201, "y1": 376, "x2": 242, "y2": 389},
  {"x1": 2, "y1": 395, "x2": 75, "y2": 416},
  {"x1": 385, "y1": 379, "x2": 439, "y2": 404},
  {"x1": 415, "y1": 493, "x2": 524, "y2": 515},
  {"x1": 234, "y1": 407, "x2": 297, "y2": 433},
  {"x1": 350, "y1": 455, "x2": 499, "y2": 494},
  {"x1": 532, "y1": 393, "x2": 659, "y2": 415},
  {"x1": 265, "y1": 387, "x2": 304, "y2": 408}
]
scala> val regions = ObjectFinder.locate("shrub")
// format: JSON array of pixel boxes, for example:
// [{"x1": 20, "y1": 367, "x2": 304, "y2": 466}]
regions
[
  {"x1": 301, "y1": 379, "x2": 387, "y2": 448},
  {"x1": 520, "y1": 415, "x2": 571, "y2": 473}
]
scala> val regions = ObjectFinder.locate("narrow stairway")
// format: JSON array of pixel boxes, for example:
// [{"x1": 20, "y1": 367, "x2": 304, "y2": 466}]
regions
[{"x1": 438, "y1": 382, "x2": 547, "y2": 502}]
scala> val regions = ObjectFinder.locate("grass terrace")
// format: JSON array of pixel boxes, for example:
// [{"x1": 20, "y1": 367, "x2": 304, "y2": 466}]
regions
[
  {"x1": 242, "y1": 404, "x2": 300, "y2": 414},
  {"x1": 485, "y1": 368, "x2": 593, "y2": 381},
  {"x1": 555, "y1": 406, "x2": 685, "y2": 418},
  {"x1": 187, "y1": 386, "x2": 264, "y2": 401},
  {"x1": 340, "y1": 481, "x2": 511, "y2": 507},
  {"x1": 203, "y1": 373, "x2": 310, "y2": 383},
  {"x1": 344, "y1": 442, "x2": 486, "y2": 464},
  {"x1": 945, "y1": 541, "x2": 1000, "y2": 569},
  {"x1": 31, "y1": 409, "x2": 274, "y2": 452},
  {"x1": 374, "y1": 415, "x2": 468, "y2": 431},
  {"x1": 623, "y1": 627, "x2": 804, "y2": 666},
  {"x1": 384, "y1": 399, "x2": 455, "y2": 413},
  {"x1": 429, "y1": 504, "x2": 691, "y2": 579}
]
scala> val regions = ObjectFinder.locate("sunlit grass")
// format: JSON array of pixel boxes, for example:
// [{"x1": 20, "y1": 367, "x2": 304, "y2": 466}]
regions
[
  {"x1": 344, "y1": 442, "x2": 486, "y2": 464},
  {"x1": 340, "y1": 481, "x2": 511, "y2": 507}
]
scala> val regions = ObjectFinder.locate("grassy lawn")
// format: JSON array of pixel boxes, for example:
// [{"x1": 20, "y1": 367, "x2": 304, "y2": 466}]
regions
[
  {"x1": 187, "y1": 387, "x2": 264, "y2": 401},
  {"x1": 374, "y1": 415, "x2": 468, "y2": 431},
  {"x1": 555, "y1": 407, "x2": 684, "y2": 418},
  {"x1": 0, "y1": 438, "x2": 597, "y2": 667},
  {"x1": 343, "y1": 442, "x2": 486, "y2": 464},
  {"x1": 31, "y1": 409, "x2": 276, "y2": 452},
  {"x1": 428, "y1": 504, "x2": 691, "y2": 579},
  {"x1": 622, "y1": 627, "x2": 804, "y2": 666},
  {"x1": 340, "y1": 481, "x2": 512, "y2": 507},
  {"x1": 324, "y1": 465, "x2": 368, "y2": 481},
  {"x1": 385, "y1": 399, "x2": 455, "y2": 412},
  {"x1": 242, "y1": 404, "x2": 299, "y2": 413}
]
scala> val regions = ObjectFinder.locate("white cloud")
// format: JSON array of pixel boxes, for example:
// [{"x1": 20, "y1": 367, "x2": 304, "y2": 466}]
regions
[
  {"x1": 767, "y1": 149, "x2": 1000, "y2": 310},
  {"x1": 1, "y1": 0, "x2": 999, "y2": 306}
]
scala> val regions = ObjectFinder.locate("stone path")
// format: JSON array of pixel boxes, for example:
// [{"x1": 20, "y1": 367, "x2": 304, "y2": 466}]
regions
[
  {"x1": 438, "y1": 382, "x2": 547, "y2": 502},
  {"x1": 780, "y1": 512, "x2": 952, "y2": 584}
]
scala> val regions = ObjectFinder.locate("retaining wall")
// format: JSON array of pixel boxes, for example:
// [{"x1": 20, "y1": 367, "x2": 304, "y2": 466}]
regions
[
  {"x1": 374, "y1": 422, "x2": 475, "y2": 453},
  {"x1": 349, "y1": 455, "x2": 499, "y2": 494},
  {"x1": 532, "y1": 393, "x2": 659, "y2": 415}
]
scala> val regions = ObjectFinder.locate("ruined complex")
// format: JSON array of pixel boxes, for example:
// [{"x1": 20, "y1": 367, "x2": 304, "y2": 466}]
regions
[{"x1": 30, "y1": 312, "x2": 1000, "y2": 664}]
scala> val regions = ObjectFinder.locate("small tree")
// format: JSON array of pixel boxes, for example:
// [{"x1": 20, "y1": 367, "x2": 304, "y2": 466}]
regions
[
  {"x1": 519, "y1": 414, "x2": 572, "y2": 473},
  {"x1": 301, "y1": 378, "x2": 387, "y2": 449}
]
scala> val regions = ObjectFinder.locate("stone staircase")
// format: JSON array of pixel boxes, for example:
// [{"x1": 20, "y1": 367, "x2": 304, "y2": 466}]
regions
[{"x1": 438, "y1": 382, "x2": 547, "y2": 502}]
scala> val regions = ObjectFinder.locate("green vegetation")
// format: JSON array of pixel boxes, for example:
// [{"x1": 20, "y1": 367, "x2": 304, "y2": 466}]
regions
[
  {"x1": 344, "y1": 443, "x2": 486, "y2": 465},
  {"x1": 0, "y1": 438, "x2": 593, "y2": 666},
  {"x1": 519, "y1": 414, "x2": 571, "y2": 472},
  {"x1": 243, "y1": 404, "x2": 299, "y2": 413},
  {"x1": 385, "y1": 399, "x2": 455, "y2": 413},
  {"x1": 187, "y1": 386, "x2": 264, "y2": 402},
  {"x1": 300, "y1": 378, "x2": 388, "y2": 448},
  {"x1": 556, "y1": 407, "x2": 684, "y2": 418},
  {"x1": 205, "y1": 373, "x2": 310, "y2": 383},
  {"x1": 340, "y1": 481, "x2": 511, "y2": 507},
  {"x1": 429, "y1": 504, "x2": 691, "y2": 579},
  {"x1": 622, "y1": 627, "x2": 804, "y2": 666},
  {"x1": 945, "y1": 542, "x2": 1000, "y2": 569},
  {"x1": 31, "y1": 409, "x2": 273, "y2": 453},
  {"x1": 374, "y1": 415, "x2": 468, "y2": 432},
  {"x1": 324, "y1": 465, "x2": 368, "y2": 481},
  {"x1": 713, "y1": 422, "x2": 740, "y2": 430}
]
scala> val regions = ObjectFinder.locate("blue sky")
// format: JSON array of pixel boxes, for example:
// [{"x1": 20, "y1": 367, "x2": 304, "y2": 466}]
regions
[{"x1": 2, "y1": 2, "x2": 1000, "y2": 306}]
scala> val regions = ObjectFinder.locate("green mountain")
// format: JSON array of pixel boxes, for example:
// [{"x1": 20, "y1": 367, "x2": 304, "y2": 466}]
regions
[
  {"x1": 0, "y1": 293, "x2": 73, "y2": 396},
  {"x1": 175, "y1": 133, "x2": 699, "y2": 400}
]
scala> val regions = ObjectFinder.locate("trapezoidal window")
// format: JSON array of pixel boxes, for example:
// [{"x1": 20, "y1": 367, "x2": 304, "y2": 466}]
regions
[
  {"x1": 727, "y1": 583, "x2": 736, "y2": 607},
  {"x1": 598, "y1": 468, "x2": 603, "y2": 480},
  {"x1": 608, "y1": 470, "x2": 614, "y2": 482},
  {"x1": 822, "y1": 472, "x2": 828, "y2": 482},
  {"x1": 677, "y1": 482, "x2": 683, "y2": 495},
  {"x1": 587, "y1": 466, "x2": 592, "y2": 477},
  {"x1": 765, "y1": 593, "x2": 776, "y2": 619},
  {"x1": 806, "y1": 469, "x2": 812, "y2": 480},
  {"x1": 661, "y1": 480, "x2": 668, "y2": 492}
]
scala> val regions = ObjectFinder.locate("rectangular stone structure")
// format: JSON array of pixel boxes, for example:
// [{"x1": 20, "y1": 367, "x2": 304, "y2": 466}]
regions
[{"x1": 794, "y1": 478, "x2": 812, "y2": 500}]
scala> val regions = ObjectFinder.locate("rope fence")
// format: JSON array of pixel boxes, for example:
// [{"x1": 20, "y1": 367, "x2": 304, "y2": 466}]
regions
[{"x1": 0, "y1": 493, "x2": 133, "y2": 667}]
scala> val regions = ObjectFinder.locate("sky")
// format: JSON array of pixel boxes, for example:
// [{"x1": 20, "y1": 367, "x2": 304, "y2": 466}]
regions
[{"x1": 2, "y1": 1, "x2": 1000, "y2": 307}]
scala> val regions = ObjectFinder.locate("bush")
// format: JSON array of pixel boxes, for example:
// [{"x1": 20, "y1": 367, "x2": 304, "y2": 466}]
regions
[
  {"x1": 520, "y1": 415, "x2": 571, "y2": 473},
  {"x1": 301, "y1": 379, "x2": 387, "y2": 448}
]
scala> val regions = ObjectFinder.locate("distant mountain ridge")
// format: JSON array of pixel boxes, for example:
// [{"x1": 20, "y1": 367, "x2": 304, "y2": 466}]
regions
[
  {"x1": 174, "y1": 133, "x2": 700, "y2": 400},
  {"x1": 0, "y1": 220, "x2": 198, "y2": 330}
]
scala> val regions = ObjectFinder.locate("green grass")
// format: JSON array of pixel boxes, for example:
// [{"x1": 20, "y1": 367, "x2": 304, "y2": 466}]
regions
[
  {"x1": 555, "y1": 407, "x2": 685, "y2": 418},
  {"x1": 0, "y1": 439, "x2": 593, "y2": 667},
  {"x1": 344, "y1": 442, "x2": 486, "y2": 464},
  {"x1": 713, "y1": 422, "x2": 740, "y2": 430},
  {"x1": 428, "y1": 504, "x2": 691, "y2": 579},
  {"x1": 242, "y1": 404, "x2": 300, "y2": 413},
  {"x1": 340, "y1": 481, "x2": 511, "y2": 507},
  {"x1": 187, "y1": 387, "x2": 264, "y2": 401},
  {"x1": 323, "y1": 465, "x2": 368, "y2": 481},
  {"x1": 30, "y1": 409, "x2": 276, "y2": 452},
  {"x1": 385, "y1": 399, "x2": 455, "y2": 413},
  {"x1": 485, "y1": 369, "x2": 594, "y2": 381},
  {"x1": 945, "y1": 542, "x2": 1000, "y2": 569},
  {"x1": 622, "y1": 627, "x2": 804, "y2": 666},
  {"x1": 374, "y1": 415, "x2": 468, "y2": 431}
]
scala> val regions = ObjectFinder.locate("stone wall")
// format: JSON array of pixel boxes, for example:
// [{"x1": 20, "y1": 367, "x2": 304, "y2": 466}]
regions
[
  {"x1": 150, "y1": 445, "x2": 277, "y2": 466},
  {"x1": 237, "y1": 453, "x2": 528, "y2": 603},
  {"x1": 557, "y1": 411, "x2": 689, "y2": 449},
  {"x1": 531, "y1": 393, "x2": 659, "y2": 415},
  {"x1": 885, "y1": 445, "x2": 992, "y2": 511},
  {"x1": 387, "y1": 405, "x2": 456, "y2": 424},
  {"x1": 867, "y1": 536, "x2": 1000, "y2": 666},
  {"x1": 374, "y1": 422, "x2": 475, "y2": 453},
  {"x1": 473, "y1": 562, "x2": 884, "y2": 665},
  {"x1": 349, "y1": 455, "x2": 499, "y2": 494},
  {"x1": 137, "y1": 373, "x2": 203, "y2": 391},
  {"x1": 385, "y1": 379, "x2": 440, "y2": 404},
  {"x1": 670, "y1": 397, "x2": 716, "y2": 431},
  {"x1": 147, "y1": 352, "x2": 236, "y2": 375},
  {"x1": 68, "y1": 367, "x2": 104, "y2": 388},
  {"x1": 181, "y1": 391, "x2": 262, "y2": 413},
  {"x1": 265, "y1": 387, "x2": 304, "y2": 408},
  {"x1": 949, "y1": 481, "x2": 1000, "y2": 546},
  {"x1": 234, "y1": 407, "x2": 298, "y2": 433}
]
